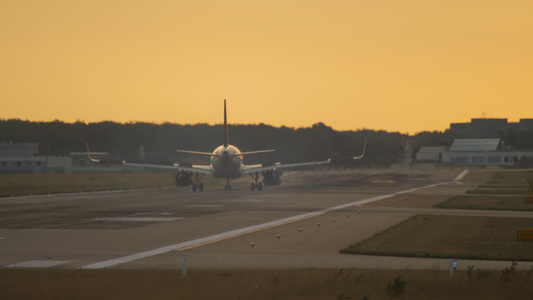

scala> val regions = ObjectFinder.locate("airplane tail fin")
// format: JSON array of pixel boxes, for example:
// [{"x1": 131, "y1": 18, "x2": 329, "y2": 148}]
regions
[
  {"x1": 85, "y1": 142, "x2": 100, "y2": 162},
  {"x1": 224, "y1": 99, "x2": 229, "y2": 148},
  {"x1": 353, "y1": 140, "x2": 367, "y2": 160}
]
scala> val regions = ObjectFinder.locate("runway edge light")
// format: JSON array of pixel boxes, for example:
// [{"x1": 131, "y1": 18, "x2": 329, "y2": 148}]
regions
[{"x1": 182, "y1": 256, "x2": 187, "y2": 277}]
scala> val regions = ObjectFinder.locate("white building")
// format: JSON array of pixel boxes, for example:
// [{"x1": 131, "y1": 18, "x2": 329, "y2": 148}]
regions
[
  {"x1": 416, "y1": 146, "x2": 446, "y2": 162},
  {"x1": 0, "y1": 143, "x2": 72, "y2": 174},
  {"x1": 441, "y1": 139, "x2": 533, "y2": 167}
]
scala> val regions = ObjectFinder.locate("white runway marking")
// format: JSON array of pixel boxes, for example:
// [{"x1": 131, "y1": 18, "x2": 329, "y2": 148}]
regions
[
  {"x1": 5, "y1": 260, "x2": 71, "y2": 268},
  {"x1": 82, "y1": 180, "x2": 455, "y2": 269}
]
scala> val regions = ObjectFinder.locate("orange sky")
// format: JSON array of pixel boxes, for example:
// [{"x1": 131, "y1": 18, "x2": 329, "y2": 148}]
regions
[{"x1": 1, "y1": 0, "x2": 532, "y2": 134}]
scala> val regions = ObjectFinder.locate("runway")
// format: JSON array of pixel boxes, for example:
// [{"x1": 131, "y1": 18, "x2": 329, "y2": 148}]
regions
[{"x1": 1, "y1": 169, "x2": 530, "y2": 270}]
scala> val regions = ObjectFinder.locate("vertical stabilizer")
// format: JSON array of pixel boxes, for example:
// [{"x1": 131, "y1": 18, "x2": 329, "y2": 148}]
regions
[{"x1": 224, "y1": 99, "x2": 229, "y2": 148}]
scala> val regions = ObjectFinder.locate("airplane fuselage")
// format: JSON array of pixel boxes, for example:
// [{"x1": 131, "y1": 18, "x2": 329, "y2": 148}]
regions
[{"x1": 211, "y1": 145, "x2": 244, "y2": 179}]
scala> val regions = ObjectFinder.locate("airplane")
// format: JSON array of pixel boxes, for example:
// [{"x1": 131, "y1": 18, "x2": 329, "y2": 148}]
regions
[{"x1": 89, "y1": 100, "x2": 366, "y2": 191}]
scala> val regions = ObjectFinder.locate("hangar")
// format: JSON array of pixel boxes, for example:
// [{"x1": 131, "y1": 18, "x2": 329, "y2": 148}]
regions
[{"x1": 416, "y1": 139, "x2": 533, "y2": 167}]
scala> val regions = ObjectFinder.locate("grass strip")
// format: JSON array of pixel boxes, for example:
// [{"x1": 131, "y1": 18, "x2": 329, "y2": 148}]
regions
[
  {"x1": 2, "y1": 268, "x2": 533, "y2": 300},
  {"x1": 435, "y1": 195, "x2": 533, "y2": 211},
  {"x1": 466, "y1": 189, "x2": 532, "y2": 195},
  {"x1": 493, "y1": 171, "x2": 533, "y2": 181},
  {"x1": 0, "y1": 173, "x2": 178, "y2": 197},
  {"x1": 341, "y1": 215, "x2": 533, "y2": 261}
]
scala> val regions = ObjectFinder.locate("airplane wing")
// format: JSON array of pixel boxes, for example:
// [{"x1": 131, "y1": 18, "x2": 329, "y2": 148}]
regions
[
  {"x1": 122, "y1": 162, "x2": 213, "y2": 175},
  {"x1": 241, "y1": 140, "x2": 366, "y2": 174},
  {"x1": 87, "y1": 143, "x2": 213, "y2": 174},
  {"x1": 242, "y1": 159, "x2": 331, "y2": 174}
]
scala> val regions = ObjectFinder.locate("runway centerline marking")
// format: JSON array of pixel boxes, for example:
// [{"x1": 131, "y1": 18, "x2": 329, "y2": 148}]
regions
[{"x1": 82, "y1": 180, "x2": 455, "y2": 269}]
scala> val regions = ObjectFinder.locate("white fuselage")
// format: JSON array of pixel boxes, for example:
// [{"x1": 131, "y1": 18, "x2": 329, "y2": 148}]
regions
[{"x1": 210, "y1": 145, "x2": 244, "y2": 179}]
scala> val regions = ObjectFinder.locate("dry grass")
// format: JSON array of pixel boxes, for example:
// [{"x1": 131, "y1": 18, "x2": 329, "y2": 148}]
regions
[
  {"x1": 0, "y1": 173, "x2": 258, "y2": 197},
  {"x1": 465, "y1": 170, "x2": 533, "y2": 196},
  {"x1": 0, "y1": 173, "x2": 178, "y2": 197},
  {"x1": 341, "y1": 215, "x2": 533, "y2": 261},
  {"x1": 1, "y1": 268, "x2": 533, "y2": 300},
  {"x1": 493, "y1": 170, "x2": 533, "y2": 181},
  {"x1": 435, "y1": 195, "x2": 533, "y2": 211},
  {"x1": 437, "y1": 170, "x2": 533, "y2": 211},
  {"x1": 466, "y1": 189, "x2": 533, "y2": 195}
]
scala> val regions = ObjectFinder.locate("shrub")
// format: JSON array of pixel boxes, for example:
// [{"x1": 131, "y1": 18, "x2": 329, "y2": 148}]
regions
[{"x1": 386, "y1": 275, "x2": 406, "y2": 296}]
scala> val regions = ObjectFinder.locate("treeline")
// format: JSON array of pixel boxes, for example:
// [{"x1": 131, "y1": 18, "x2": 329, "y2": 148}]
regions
[
  {"x1": 498, "y1": 129, "x2": 533, "y2": 150},
  {"x1": 0, "y1": 119, "x2": 531, "y2": 167}
]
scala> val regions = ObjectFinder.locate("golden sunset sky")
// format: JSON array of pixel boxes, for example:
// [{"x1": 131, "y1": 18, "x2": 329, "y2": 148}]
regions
[{"x1": 1, "y1": 0, "x2": 532, "y2": 134}]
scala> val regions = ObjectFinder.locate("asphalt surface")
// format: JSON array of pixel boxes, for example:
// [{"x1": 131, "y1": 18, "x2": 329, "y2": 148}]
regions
[{"x1": 1, "y1": 169, "x2": 532, "y2": 270}]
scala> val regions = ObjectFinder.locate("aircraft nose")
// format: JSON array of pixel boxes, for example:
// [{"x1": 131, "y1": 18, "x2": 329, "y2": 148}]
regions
[{"x1": 223, "y1": 151, "x2": 228, "y2": 157}]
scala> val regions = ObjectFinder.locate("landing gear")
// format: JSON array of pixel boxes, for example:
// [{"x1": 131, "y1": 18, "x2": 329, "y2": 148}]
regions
[
  {"x1": 193, "y1": 182, "x2": 203, "y2": 192},
  {"x1": 224, "y1": 178, "x2": 231, "y2": 191},
  {"x1": 249, "y1": 171, "x2": 263, "y2": 192},
  {"x1": 251, "y1": 181, "x2": 262, "y2": 191},
  {"x1": 192, "y1": 173, "x2": 205, "y2": 192}
]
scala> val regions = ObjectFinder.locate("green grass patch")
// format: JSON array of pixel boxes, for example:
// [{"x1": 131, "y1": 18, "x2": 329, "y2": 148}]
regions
[
  {"x1": 341, "y1": 215, "x2": 533, "y2": 261},
  {"x1": 435, "y1": 195, "x2": 533, "y2": 211}
]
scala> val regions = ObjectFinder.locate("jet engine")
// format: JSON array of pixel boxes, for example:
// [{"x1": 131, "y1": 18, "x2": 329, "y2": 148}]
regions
[
  {"x1": 261, "y1": 170, "x2": 282, "y2": 186},
  {"x1": 174, "y1": 171, "x2": 193, "y2": 186}
]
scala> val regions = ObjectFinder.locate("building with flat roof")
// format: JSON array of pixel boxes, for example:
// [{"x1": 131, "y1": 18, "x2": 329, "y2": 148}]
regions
[
  {"x1": 0, "y1": 143, "x2": 38, "y2": 157},
  {"x1": 0, "y1": 143, "x2": 71, "y2": 174},
  {"x1": 416, "y1": 138, "x2": 533, "y2": 167},
  {"x1": 416, "y1": 146, "x2": 446, "y2": 162},
  {"x1": 449, "y1": 118, "x2": 533, "y2": 138},
  {"x1": 443, "y1": 139, "x2": 532, "y2": 167}
]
